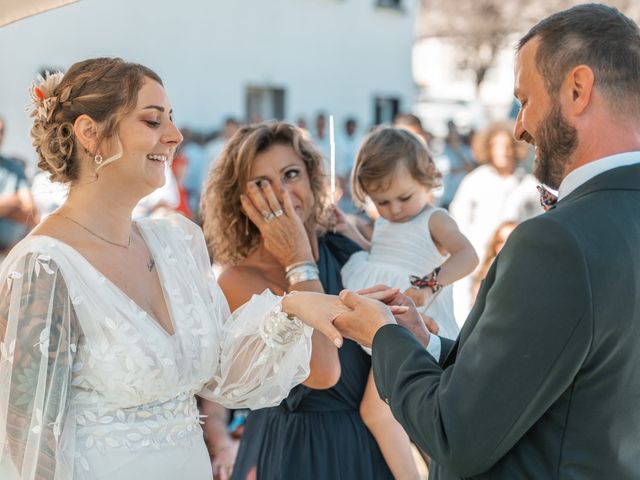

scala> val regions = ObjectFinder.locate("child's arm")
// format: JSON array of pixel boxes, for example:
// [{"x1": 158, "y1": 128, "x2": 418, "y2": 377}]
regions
[
  {"x1": 405, "y1": 210, "x2": 478, "y2": 308},
  {"x1": 429, "y1": 209, "x2": 479, "y2": 286},
  {"x1": 360, "y1": 370, "x2": 421, "y2": 480}
]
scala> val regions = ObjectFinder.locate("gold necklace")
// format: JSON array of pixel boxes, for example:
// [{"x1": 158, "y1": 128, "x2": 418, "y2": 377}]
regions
[{"x1": 51, "y1": 212, "x2": 131, "y2": 248}]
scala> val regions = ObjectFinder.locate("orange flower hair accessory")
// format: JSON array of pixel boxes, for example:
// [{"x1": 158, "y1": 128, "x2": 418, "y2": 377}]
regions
[{"x1": 29, "y1": 71, "x2": 65, "y2": 123}]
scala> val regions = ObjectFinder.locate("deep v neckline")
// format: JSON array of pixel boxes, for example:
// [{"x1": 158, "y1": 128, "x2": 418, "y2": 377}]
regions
[{"x1": 31, "y1": 222, "x2": 177, "y2": 338}]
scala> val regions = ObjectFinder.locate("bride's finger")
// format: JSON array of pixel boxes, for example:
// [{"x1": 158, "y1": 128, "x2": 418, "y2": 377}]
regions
[{"x1": 320, "y1": 322, "x2": 344, "y2": 348}]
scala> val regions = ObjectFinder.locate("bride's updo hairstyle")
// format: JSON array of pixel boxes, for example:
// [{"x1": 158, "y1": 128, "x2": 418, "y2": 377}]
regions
[{"x1": 29, "y1": 57, "x2": 162, "y2": 183}]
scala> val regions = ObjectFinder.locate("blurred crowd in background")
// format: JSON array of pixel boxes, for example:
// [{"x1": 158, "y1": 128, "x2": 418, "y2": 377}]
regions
[{"x1": 0, "y1": 107, "x2": 542, "y2": 320}]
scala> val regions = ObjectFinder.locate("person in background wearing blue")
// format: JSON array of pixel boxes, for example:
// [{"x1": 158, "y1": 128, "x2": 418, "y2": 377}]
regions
[{"x1": 0, "y1": 116, "x2": 37, "y2": 255}]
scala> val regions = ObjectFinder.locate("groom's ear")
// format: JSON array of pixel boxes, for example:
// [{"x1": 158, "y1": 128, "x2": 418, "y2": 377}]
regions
[{"x1": 561, "y1": 64, "x2": 595, "y2": 118}]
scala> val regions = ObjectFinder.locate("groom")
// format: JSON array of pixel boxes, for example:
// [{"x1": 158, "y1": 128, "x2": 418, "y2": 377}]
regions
[{"x1": 335, "y1": 4, "x2": 640, "y2": 479}]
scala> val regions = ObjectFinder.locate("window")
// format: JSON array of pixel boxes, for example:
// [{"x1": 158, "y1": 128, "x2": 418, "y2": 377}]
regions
[
  {"x1": 376, "y1": 0, "x2": 402, "y2": 9},
  {"x1": 374, "y1": 96, "x2": 400, "y2": 125},
  {"x1": 245, "y1": 87, "x2": 286, "y2": 123}
]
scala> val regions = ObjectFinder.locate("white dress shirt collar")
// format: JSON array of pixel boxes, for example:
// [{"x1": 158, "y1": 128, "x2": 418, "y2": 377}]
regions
[{"x1": 558, "y1": 151, "x2": 640, "y2": 200}]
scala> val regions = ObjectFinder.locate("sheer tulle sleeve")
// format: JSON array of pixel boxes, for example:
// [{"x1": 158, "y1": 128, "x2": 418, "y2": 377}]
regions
[
  {"x1": 169, "y1": 215, "x2": 313, "y2": 410},
  {"x1": 200, "y1": 289, "x2": 313, "y2": 409},
  {"x1": 0, "y1": 252, "x2": 79, "y2": 480}
]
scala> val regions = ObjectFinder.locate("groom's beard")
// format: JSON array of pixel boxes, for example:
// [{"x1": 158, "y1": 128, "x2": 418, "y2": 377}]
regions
[{"x1": 533, "y1": 104, "x2": 578, "y2": 189}]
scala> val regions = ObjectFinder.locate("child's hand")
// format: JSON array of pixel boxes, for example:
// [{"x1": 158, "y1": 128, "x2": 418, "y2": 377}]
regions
[
  {"x1": 404, "y1": 286, "x2": 433, "y2": 308},
  {"x1": 328, "y1": 206, "x2": 371, "y2": 251},
  {"x1": 327, "y1": 205, "x2": 350, "y2": 235}
]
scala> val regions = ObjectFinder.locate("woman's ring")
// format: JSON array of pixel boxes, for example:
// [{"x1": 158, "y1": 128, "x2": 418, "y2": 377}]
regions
[
  {"x1": 273, "y1": 209, "x2": 284, "y2": 217},
  {"x1": 263, "y1": 211, "x2": 276, "y2": 222}
]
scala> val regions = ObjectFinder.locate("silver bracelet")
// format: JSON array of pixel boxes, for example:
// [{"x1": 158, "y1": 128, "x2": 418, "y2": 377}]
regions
[
  {"x1": 259, "y1": 301, "x2": 305, "y2": 350},
  {"x1": 285, "y1": 260, "x2": 316, "y2": 274},
  {"x1": 285, "y1": 265, "x2": 319, "y2": 285}
]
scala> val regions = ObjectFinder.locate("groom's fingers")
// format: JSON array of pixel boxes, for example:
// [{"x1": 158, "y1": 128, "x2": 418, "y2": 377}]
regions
[
  {"x1": 420, "y1": 313, "x2": 440, "y2": 335},
  {"x1": 338, "y1": 289, "x2": 363, "y2": 309},
  {"x1": 334, "y1": 291, "x2": 397, "y2": 346}
]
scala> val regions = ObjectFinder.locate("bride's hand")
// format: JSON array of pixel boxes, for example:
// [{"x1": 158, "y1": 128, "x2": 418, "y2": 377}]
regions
[{"x1": 282, "y1": 292, "x2": 348, "y2": 347}]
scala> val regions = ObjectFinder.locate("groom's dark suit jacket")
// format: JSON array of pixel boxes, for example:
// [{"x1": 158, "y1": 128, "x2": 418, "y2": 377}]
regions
[{"x1": 372, "y1": 163, "x2": 640, "y2": 479}]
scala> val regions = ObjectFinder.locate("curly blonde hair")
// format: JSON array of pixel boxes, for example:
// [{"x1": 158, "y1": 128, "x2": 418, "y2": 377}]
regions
[
  {"x1": 201, "y1": 122, "x2": 330, "y2": 266},
  {"x1": 351, "y1": 126, "x2": 441, "y2": 207},
  {"x1": 29, "y1": 57, "x2": 162, "y2": 183}
]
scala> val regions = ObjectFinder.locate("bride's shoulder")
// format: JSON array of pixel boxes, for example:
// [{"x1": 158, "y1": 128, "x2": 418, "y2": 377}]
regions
[
  {"x1": 3, "y1": 234, "x2": 65, "y2": 264},
  {"x1": 0, "y1": 235, "x2": 74, "y2": 290}
]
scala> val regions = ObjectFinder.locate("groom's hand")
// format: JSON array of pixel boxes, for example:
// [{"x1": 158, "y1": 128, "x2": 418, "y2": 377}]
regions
[
  {"x1": 333, "y1": 290, "x2": 397, "y2": 347},
  {"x1": 357, "y1": 285, "x2": 432, "y2": 348}
]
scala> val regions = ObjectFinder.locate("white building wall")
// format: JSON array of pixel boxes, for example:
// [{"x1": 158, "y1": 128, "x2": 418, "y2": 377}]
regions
[
  {"x1": 411, "y1": 36, "x2": 520, "y2": 136},
  {"x1": 413, "y1": 36, "x2": 518, "y2": 107},
  {"x1": 0, "y1": 0, "x2": 417, "y2": 165}
]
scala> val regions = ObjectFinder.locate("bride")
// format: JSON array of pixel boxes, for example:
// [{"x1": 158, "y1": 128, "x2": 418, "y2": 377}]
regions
[{"x1": 0, "y1": 58, "x2": 346, "y2": 479}]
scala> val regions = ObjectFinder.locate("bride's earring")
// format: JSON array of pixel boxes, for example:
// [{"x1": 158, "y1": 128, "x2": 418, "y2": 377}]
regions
[
  {"x1": 94, "y1": 154, "x2": 103, "y2": 165},
  {"x1": 244, "y1": 215, "x2": 249, "y2": 236}
]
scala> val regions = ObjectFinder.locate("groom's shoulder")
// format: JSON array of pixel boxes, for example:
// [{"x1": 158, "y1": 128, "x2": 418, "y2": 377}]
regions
[
  {"x1": 509, "y1": 212, "x2": 576, "y2": 245},
  {"x1": 498, "y1": 213, "x2": 585, "y2": 269}
]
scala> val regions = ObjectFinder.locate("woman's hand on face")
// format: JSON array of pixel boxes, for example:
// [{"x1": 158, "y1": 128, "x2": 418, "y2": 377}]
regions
[
  {"x1": 241, "y1": 181, "x2": 314, "y2": 266},
  {"x1": 282, "y1": 292, "x2": 348, "y2": 348}
]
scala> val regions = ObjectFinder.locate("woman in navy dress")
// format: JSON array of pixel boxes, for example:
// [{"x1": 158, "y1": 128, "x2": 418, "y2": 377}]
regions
[{"x1": 200, "y1": 122, "x2": 393, "y2": 480}]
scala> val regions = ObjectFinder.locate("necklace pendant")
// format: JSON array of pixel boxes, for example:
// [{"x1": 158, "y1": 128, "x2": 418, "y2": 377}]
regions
[{"x1": 147, "y1": 258, "x2": 155, "y2": 272}]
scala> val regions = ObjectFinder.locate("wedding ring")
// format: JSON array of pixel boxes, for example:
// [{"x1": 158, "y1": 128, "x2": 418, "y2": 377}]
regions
[
  {"x1": 263, "y1": 212, "x2": 276, "y2": 222},
  {"x1": 273, "y1": 209, "x2": 284, "y2": 217}
]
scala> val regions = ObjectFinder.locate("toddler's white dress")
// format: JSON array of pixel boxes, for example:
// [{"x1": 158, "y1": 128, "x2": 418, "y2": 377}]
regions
[{"x1": 342, "y1": 207, "x2": 459, "y2": 340}]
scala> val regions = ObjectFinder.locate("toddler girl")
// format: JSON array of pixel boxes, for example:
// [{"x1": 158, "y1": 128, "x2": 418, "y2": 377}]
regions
[{"x1": 341, "y1": 126, "x2": 478, "y2": 479}]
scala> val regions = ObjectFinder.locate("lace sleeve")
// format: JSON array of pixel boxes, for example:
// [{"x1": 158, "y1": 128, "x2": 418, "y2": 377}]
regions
[
  {"x1": 0, "y1": 252, "x2": 79, "y2": 480},
  {"x1": 167, "y1": 215, "x2": 313, "y2": 410},
  {"x1": 199, "y1": 288, "x2": 313, "y2": 409}
]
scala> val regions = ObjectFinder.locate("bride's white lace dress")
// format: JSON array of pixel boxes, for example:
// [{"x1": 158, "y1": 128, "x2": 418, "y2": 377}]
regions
[{"x1": 0, "y1": 215, "x2": 312, "y2": 479}]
